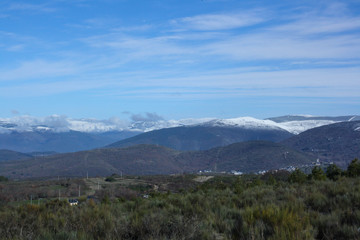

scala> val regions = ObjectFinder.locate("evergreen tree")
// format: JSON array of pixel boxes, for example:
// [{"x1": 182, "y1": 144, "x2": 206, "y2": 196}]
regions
[
  {"x1": 309, "y1": 166, "x2": 326, "y2": 181},
  {"x1": 288, "y1": 168, "x2": 307, "y2": 183},
  {"x1": 347, "y1": 158, "x2": 360, "y2": 177},
  {"x1": 326, "y1": 164, "x2": 342, "y2": 181}
]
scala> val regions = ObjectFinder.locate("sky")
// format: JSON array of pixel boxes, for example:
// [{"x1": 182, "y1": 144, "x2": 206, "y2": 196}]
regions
[{"x1": 1, "y1": 0, "x2": 360, "y2": 121}]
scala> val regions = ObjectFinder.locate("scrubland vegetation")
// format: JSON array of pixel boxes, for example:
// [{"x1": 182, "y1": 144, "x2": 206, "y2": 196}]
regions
[{"x1": 0, "y1": 159, "x2": 359, "y2": 239}]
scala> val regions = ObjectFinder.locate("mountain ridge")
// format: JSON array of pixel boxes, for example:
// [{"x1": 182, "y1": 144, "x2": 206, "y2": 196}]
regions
[{"x1": 106, "y1": 125, "x2": 294, "y2": 151}]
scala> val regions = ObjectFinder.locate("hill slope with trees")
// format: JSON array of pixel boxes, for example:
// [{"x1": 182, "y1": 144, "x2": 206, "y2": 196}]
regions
[
  {"x1": 281, "y1": 121, "x2": 360, "y2": 167},
  {"x1": 106, "y1": 126, "x2": 294, "y2": 151}
]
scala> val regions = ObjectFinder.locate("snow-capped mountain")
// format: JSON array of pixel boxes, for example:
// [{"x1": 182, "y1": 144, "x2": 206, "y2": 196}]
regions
[
  {"x1": 0, "y1": 115, "x2": 359, "y2": 135},
  {"x1": 0, "y1": 114, "x2": 359, "y2": 154}
]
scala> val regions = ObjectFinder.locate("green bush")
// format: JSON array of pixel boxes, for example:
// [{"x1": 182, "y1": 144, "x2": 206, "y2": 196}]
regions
[
  {"x1": 238, "y1": 205, "x2": 314, "y2": 239},
  {"x1": 347, "y1": 158, "x2": 360, "y2": 177},
  {"x1": 326, "y1": 164, "x2": 343, "y2": 181},
  {"x1": 288, "y1": 169, "x2": 307, "y2": 183}
]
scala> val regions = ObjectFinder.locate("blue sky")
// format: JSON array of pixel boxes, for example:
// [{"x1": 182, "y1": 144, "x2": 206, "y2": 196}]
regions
[{"x1": 1, "y1": 0, "x2": 360, "y2": 120}]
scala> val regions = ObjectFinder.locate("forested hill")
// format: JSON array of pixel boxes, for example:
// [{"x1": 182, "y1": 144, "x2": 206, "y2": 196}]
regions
[
  {"x1": 106, "y1": 125, "x2": 294, "y2": 151},
  {"x1": 282, "y1": 120, "x2": 360, "y2": 167}
]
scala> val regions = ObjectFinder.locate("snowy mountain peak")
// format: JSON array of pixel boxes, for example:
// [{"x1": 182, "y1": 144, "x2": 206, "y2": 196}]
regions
[{"x1": 201, "y1": 117, "x2": 284, "y2": 130}]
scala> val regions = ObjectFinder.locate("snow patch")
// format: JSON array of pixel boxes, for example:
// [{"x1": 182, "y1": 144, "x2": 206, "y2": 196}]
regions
[
  {"x1": 349, "y1": 116, "x2": 356, "y2": 121},
  {"x1": 202, "y1": 117, "x2": 283, "y2": 130},
  {"x1": 130, "y1": 118, "x2": 214, "y2": 132},
  {"x1": 276, "y1": 120, "x2": 337, "y2": 134}
]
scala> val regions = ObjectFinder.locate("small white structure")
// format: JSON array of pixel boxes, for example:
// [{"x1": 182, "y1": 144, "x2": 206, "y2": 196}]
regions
[
  {"x1": 231, "y1": 170, "x2": 243, "y2": 175},
  {"x1": 68, "y1": 199, "x2": 79, "y2": 206}
]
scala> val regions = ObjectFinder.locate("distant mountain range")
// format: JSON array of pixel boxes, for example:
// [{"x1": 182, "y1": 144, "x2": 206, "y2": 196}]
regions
[
  {"x1": 2, "y1": 115, "x2": 358, "y2": 133},
  {"x1": 0, "y1": 114, "x2": 359, "y2": 177},
  {"x1": 0, "y1": 150, "x2": 32, "y2": 162},
  {"x1": 0, "y1": 141, "x2": 315, "y2": 178},
  {"x1": 0, "y1": 118, "x2": 359, "y2": 178},
  {"x1": 1, "y1": 115, "x2": 358, "y2": 153}
]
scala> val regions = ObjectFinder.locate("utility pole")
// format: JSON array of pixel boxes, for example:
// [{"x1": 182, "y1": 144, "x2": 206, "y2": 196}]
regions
[
  {"x1": 87, "y1": 171, "x2": 88, "y2": 179},
  {"x1": 78, "y1": 185, "x2": 81, "y2": 197}
]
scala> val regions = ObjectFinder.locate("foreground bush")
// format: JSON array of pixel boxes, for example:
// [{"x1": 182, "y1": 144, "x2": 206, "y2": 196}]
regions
[{"x1": 0, "y1": 175, "x2": 360, "y2": 239}]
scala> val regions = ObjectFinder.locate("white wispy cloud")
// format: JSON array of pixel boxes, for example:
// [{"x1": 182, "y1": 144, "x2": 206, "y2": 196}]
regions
[
  {"x1": 203, "y1": 32, "x2": 360, "y2": 60},
  {"x1": 81, "y1": 33, "x2": 195, "y2": 63},
  {"x1": 6, "y1": 44, "x2": 25, "y2": 52},
  {"x1": 0, "y1": 60, "x2": 80, "y2": 82},
  {"x1": 0, "y1": 30, "x2": 43, "y2": 54},
  {"x1": 172, "y1": 10, "x2": 267, "y2": 31},
  {"x1": 76, "y1": 4, "x2": 360, "y2": 66},
  {"x1": 1, "y1": 1, "x2": 359, "y2": 104},
  {"x1": 271, "y1": 15, "x2": 360, "y2": 35},
  {"x1": 7, "y1": 3, "x2": 56, "y2": 12},
  {"x1": 2, "y1": 64, "x2": 358, "y2": 99}
]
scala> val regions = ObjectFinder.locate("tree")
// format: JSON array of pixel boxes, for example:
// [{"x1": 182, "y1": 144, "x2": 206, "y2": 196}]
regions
[
  {"x1": 347, "y1": 158, "x2": 360, "y2": 177},
  {"x1": 326, "y1": 164, "x2": 342, "y2": 181},
  {"x1": 0, "y1": 176, "x2": 8, "y2": 182},
  {"x1": 288, "y1": 169, "x2": 307, "y2": 183},
  {"x1": 309, "y1": 166, "x2": 326, "y2": 181}
]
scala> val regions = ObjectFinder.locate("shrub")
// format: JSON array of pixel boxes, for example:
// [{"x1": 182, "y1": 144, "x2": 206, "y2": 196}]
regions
[
  {"x1": 104, "y1": 176, "x2": 116, "y2": 182},
  {"x1": 305, "y1": 192, "x2": 329, "y2": 212},
  {"x1": 238, "y1": 205, "x2": 314, "y2": 239}
]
